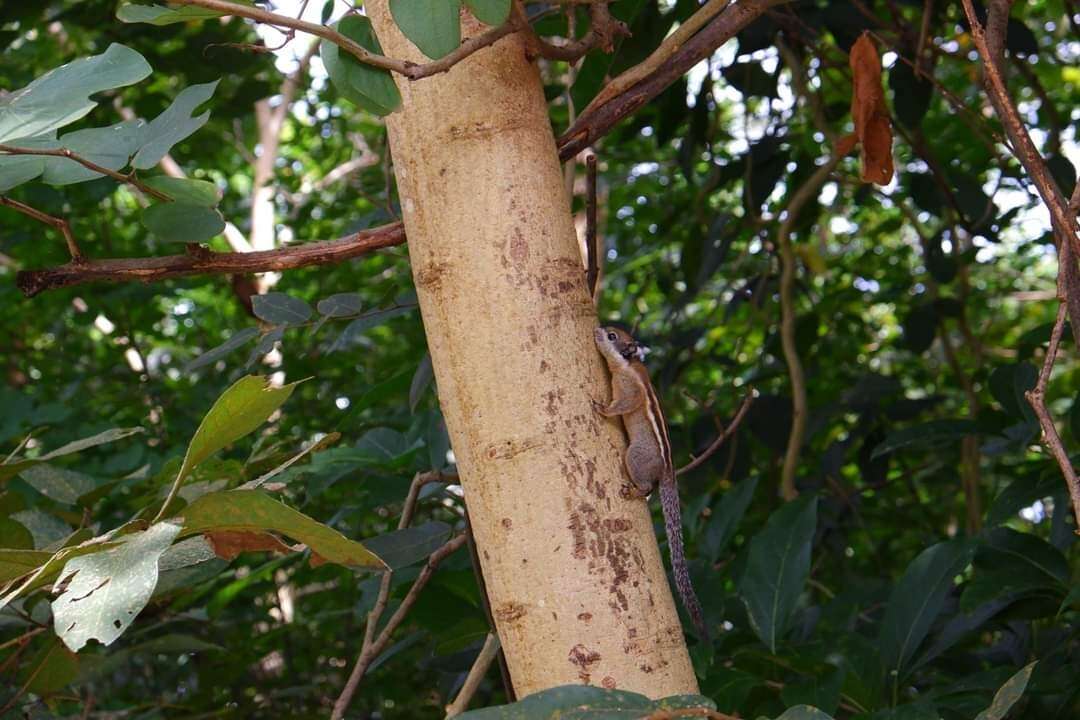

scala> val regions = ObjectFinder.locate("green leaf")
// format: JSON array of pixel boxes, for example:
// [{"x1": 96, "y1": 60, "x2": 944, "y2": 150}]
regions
[
  {"x1": 988, "y1": 363, "x2": 1037, "y2": 419},
  {"x1": 19, "y1": 464, "x2": 98, "y2": 504},
  {"x1": 317, "y1": 292, "x2": 364, "y2": 317},
  {"x1": 41, "y1": 119, "x2": 148, "y2": 185},
  {"x1": 464, "y1": 0, "x2": 510, "y2": 26},
  {"x1": 973, "y1": 662, "x2": 1037, "y2": 720},
  {"x1": 252, "y1": 292, "x2": 313, "y2": 325},
  {"x1": 364, "y1": 521, "x2": 452, "y2": 570},
  {"x1": 409, "y1": 353, "x2": 434, "y2": 412},
  {"x1": 739, "y1": 495, "x2": 817, "y2": 652},
  {"x1": 20, "y1": 636, "x2": 79, "y2": 695},
  {"x1": 390, "y1": 0, "x2": 462, "y2": 60},
  {"x1": 0, "y1": 134, "x2": 52, "y2": 191},
  {"x1": 780, "y1": 668, "x2": 844, "y2": 716},
  {"x1": 51, "y1": 521, "x2": 181, "y2": 651},
  {"x1": 184, "y1": 327, "x2": 260, "y2": 373},
  {"x1": 456, "y1": 685, "x2": 716, "y2": 719},
  {"x1": 116, "y1": 2, "x2": 228, "y2": 25},
  {"x1": 702, "y1": 476, "x2": 758, "y2": 562},
  {"x1": 329, "y1": 305, "x2": 415, "y2": 351},
  {"x1": 1, "y1": 427, "x2": 145, "y2": 484},
  {"x1": 0, "y1": 44, "x2": 151, "y2": 142},
  {"x1": 774, "y1": 707, "x2": 836, "y2": 720},
  {"x1": 960, "y1": 528, "x2": 1069, "y2": 611},
  {"x1": 179, "y1": 489, "x2": 385, "y2": 568},
  {"x1": 871, "y1": 419, "x2": 979, "y2": 459},
  {"x1": 0, "y1": 548, "x2": 53, "y2": 582},
  {"x1": 142, "y1": 176, "x2": 220, "y2": 206},
  {"x1": 176, "y1": 375, "x2": 303, "y2": 486},
  {"x1": 321, "y1": 15, "x2": 402, "y2": 116},
  {"x1": 142, "y1": 202, "x2": 225, "y2": 243},
  {"x1": 132, "y1": 80, "x2": 219, "y2": 169},
  {"x1": 0, "y1": 518, "x2": 34, "y2": 550},
  {"x1": 878, "y1": 538, "x2": 975, "y2": 678}
]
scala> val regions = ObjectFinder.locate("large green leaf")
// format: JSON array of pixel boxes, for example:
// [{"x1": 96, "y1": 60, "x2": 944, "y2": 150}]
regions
[
  {"x1": 974, "y1": 662, "x2": 1037, "y2": 720},
  {"x1": 41, "y1": 119, "x2": 148, "y2": 185},
  {"x1": 871, "y1": 420, "x2": 979, "y2": 459},
  {"x1": 774, "y1": 707, "x2": 836, "y2": 720},
  {"x1": 142, "y1": 176, "x2": 220, "y2": 206},
  {"x1": 321, "y1": 15, "x2": 401, "y2": 116},
  {"x1": 364, "y1": 521, "x2": 451, "y2": 569},
  {"x1": 0, "y1": 548, "x2": 53, "y2": 582},
  {"x1": 0, "y1": 44, "x2": 151, "y2": 142},
  {"x1": 702, "y1": 475, "x2": 758, "y2": 562},
  {"x1": 142, "y1": 202, "x2": 225, "y2": 243},
  {"x1": 252, "y1": 292, "x2": 314, "y2": 326},
  {"x1": 464, "y1": 0, "x2": 510, "y2": 26},
  {"x1": 132, "y1": 80, "x2": 219, "y2": 169},
  {"x1": 738, "y1": 495, "x2": 817, "y2": 652},
  {"x1": 390, "y1": 0, "x2": 462, "y2": 60},
  {"x1": 456, "y1": 685, "x2": 716, "y2": 719},
  {"x1": 178, "y1": 489, "x2": 385, "y2": 568},
  {"x1": 175, "y1": 375, "x2": 303, "y2": 486},
  {"x1": 51, "y1": 521, "x2": 181, "y2": 651},
  {"x1": 878, "y1": 538, "x2": 975, "y2": 678}
]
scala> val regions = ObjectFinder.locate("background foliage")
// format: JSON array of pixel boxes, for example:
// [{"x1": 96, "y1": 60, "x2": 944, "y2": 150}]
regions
[{"x1": 1, "y1": 0, "x2": 1078, "y2": 718}]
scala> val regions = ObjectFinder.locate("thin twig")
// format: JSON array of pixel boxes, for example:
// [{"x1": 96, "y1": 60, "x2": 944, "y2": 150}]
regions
[
  {"x1": 332, "y1": 533, "x2": 469, "y2": 720},
  {"x1": 959, "y1": 0, "x2": 1080, "y2": 260},
  {"x1": 585, "y1": 154, "x2": 599, "y2": 300},
  {"x1": 0, "y1": 144, "x2": 171, "y2": 201},
  {"x1": 0, "y1": 196, "x2": 83, "y2": 262},
  {"x1": 676, "y1": 390, "x2": 756, "y2": 476},
  {"x1": 1024, "y1": 303, "x2": 1080, "y2": 533},
  {"x1": 444, "y1": 633, "x2": 502, "y2": 717},
  {"x1": 777, "y1": 156, "x2": 842, "y2": 500},
  {"x1": 173, "y1": 0, "x2": 521, "y2": 81}
]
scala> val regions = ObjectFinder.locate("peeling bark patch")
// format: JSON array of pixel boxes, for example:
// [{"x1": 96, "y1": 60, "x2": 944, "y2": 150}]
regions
[
  {"x1": 415, "y1": 262, "x2": 449, "y2": 290},
  {"x1": 495, "y1": 602, "x2": 527, "y2": 623},
  {"x1": 510, "y1": 232, "x2": 529, "y2": 263},
  {"x1": 539, "y1": 359, "x2": 549, "y2": 373},
  {"x1": 577, "y1": 612, "x2": 592, "y2": 622},
  {"x1": 639, "y1": 663, "x2": 654, "y2": 674},
  {"x1": 601, "y1": 676, "x2": 617, "y2": 689},
  {"x1": 500, "y1": 517, "x2": 513, "y2": 530},
  {"x1": 568, "y1": 511, "x2": 587, "y2": 560},
  {"x1": 543, "y1": 388, "x2": 565, "y2": 417},
  {"x1": 568, "y1": 644, "x2": 602, "y2": 683}
]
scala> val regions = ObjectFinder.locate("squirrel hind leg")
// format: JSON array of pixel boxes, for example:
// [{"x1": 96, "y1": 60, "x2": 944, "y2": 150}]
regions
[{"x1": 624, "y1": 442, "x2": 662, "y2": 497}]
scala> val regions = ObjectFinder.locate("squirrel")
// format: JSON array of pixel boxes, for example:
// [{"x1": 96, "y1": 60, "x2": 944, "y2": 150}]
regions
[{"x1": 592, "y1": 326, "x2": 708, "y2": 639}]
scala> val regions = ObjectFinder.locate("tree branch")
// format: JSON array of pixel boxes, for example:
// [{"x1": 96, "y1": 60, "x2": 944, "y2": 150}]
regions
[
  {"x1": 15, "y1": 223, "x2": 405, "y2": 297},
  {"x1": 778, "y1": 156, "x2": 842, "y2": 501},
  {"x1": 444, "y1": 633, "x2": 502, "y2": 717},
  {"x1": 558, "y1": 0, "x2": 789, "y2": 160},
  {"x1": 0, "y1": 196, "x2": 83, "y2": 262},
  {"x1": 676, "y1": 390, "x2": 755, "y2": 476},
  {"x1": 1024, "y1": 302, "x2": 1080, "y2": 533},
  {"x1": 0, "y1": 144, "x2": 170, "y2": 201},
  {"x1": 333, "y1": 532, "x2": 469, "y2": 720},
  {"x1": 172, "y1": 0, "x2": 523, "y2": 81}
]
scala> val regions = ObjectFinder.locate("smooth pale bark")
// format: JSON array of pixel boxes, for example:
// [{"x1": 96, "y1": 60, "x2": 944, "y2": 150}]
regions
[{"x1": 366, "y1": 3, "x2": 698, "y2": 698}]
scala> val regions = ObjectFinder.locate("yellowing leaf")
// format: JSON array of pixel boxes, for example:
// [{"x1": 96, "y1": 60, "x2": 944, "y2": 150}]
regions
[
  {"x1": 179, "y1": 489, "x2": 385, "y2": 569},
  {"x1": 848, "y1": 32, "x2": 894, "y2": 185}
]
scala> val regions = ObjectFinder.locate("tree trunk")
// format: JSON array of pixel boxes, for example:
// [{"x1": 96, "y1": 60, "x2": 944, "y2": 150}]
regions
[{"x1": 367, "y1": 3, "x2": 699, "y2": 698}]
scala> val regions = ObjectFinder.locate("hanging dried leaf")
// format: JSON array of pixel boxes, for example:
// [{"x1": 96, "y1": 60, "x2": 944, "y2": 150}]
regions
[
  {"x1": 205, "y1": 530, "x2": 296, "y2": 561},
  {"x1": 847, "y1": 32, "x2": 894, "y2": 185}
]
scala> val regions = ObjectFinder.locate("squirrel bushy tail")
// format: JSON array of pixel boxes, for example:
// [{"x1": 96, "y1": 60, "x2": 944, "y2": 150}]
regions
[{"x1": 659, "y1": 475, "x2": 708, "y2": 640}]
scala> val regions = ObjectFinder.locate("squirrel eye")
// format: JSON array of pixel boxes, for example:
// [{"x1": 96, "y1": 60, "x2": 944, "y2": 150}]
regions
[{"x1": 607, "y1": 332, "x2": 617, "y2": 341}]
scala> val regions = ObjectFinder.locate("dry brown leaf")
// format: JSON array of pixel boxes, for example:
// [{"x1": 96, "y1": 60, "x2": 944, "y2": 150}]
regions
[
  {"x1": 848, "y1": 32, "x2": 894, "y2": 185},
  {"x1": 205, "y1": 530, "x2": 295, "y2": 561},
  {"x1": 836, "y1": 133, "x2": 858, "y2": 157}
]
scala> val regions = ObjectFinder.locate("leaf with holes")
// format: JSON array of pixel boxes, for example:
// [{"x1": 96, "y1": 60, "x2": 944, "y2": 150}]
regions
[{"x1": 51, "y1": 521, "x2": 181, "y2": 652}]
